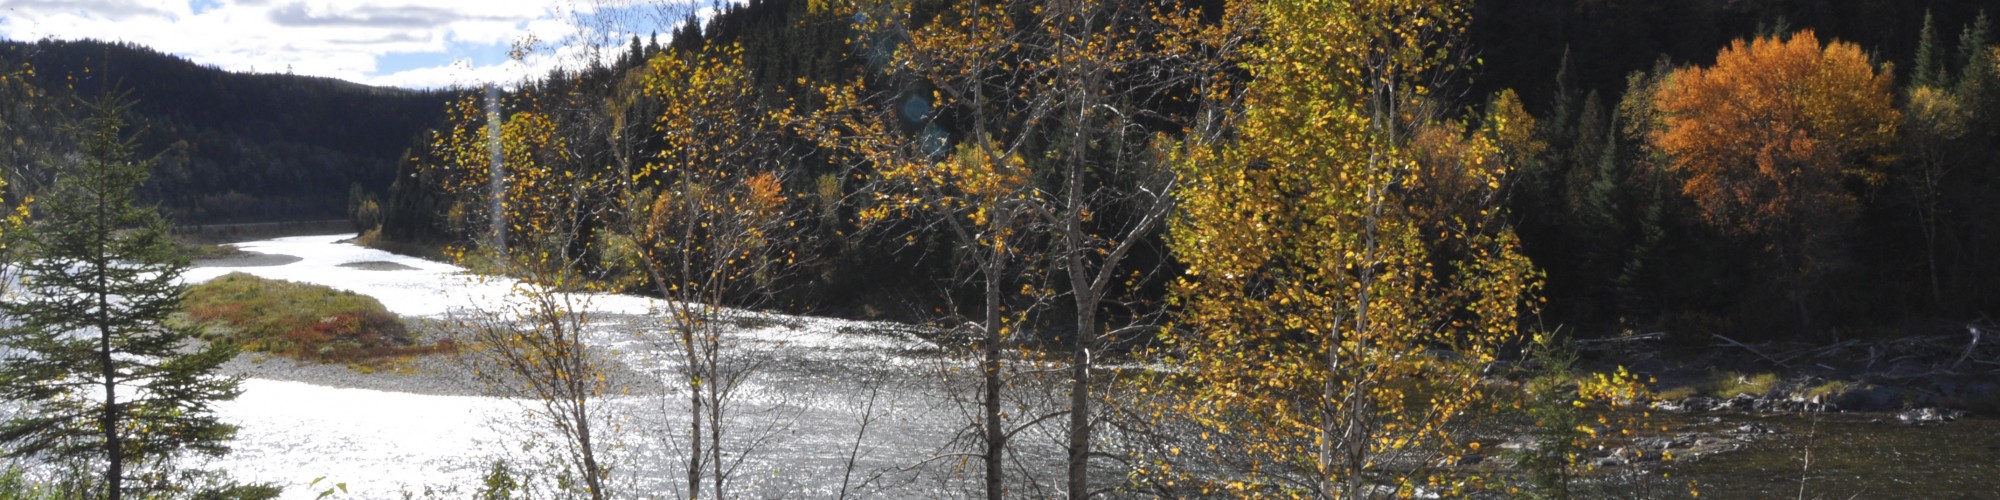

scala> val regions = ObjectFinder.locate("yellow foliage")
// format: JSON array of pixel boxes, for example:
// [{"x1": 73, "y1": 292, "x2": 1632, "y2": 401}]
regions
[{"x1": 1163, "y1": 0, "x2": 1539, "y2": 495}]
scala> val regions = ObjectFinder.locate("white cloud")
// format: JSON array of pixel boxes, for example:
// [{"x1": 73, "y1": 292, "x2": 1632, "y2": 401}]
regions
[{"x1": 0, "y1": 0, "x2": 725, "y2": 89}]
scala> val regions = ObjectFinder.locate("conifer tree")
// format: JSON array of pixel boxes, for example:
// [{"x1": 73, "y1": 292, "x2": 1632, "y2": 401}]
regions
[
  {"x1": 1957, "y1": 11, "x2": 1991, "y2": 80},
  {"x1": 0, "y1": 95, "x2": 241, "y2": 499},
  {"x1": 1915, "y1": 11, "x2": 1943, "y2": 89}
]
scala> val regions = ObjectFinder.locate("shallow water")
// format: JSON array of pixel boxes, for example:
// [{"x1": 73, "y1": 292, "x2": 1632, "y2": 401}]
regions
[
  {"x1": 1660, "y1": 413, "x2": 2000, "y2": 499},
  {"x1": 185, "y1": 234, "x2": 976, "y2": 498},
  {"x1": 182, "y1": 235, "x2": 2000, "y2": 498}
]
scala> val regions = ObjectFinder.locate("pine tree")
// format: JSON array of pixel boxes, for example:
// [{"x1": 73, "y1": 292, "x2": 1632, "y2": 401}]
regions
[
  {"x1": 1958, "y1": 11, "x2": 1991, "y2": 79},
  {"x1": 1957, "y1": 12, "x2": 1994, "y2": 114},
  {"x1": 0, "y1": 95, "x2": 242, "y2": 499},
  {"x1": 1914, "y1": 11, "x2": 1942, "y2": 89}
]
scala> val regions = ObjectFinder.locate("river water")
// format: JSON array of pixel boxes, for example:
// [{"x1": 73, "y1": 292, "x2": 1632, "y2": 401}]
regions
[
  {"x1": 182, "y1": 234, "x2": 996, "y2": 498},
  {"x1": 176, "y1": 234, "x2": 1999, "y2": 499},
  {"x1": 1658, "y1": 412, "x2": 2000, "y2": 499}
]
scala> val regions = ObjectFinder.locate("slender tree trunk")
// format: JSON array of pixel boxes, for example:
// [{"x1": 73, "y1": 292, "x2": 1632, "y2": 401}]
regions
[
  {"x1": 576, "y1": 396, "x2": 605, "y2": 500},
  {"x1": 96, "y1": 179, "x2": 123, "y2": 500},
  {"x1": 983, "y1": 228, "x2": 1005, "y2": 500},
  {"x1": 1063, "y1": 54, "x2": 1096, "y2": 498},
  {"x1": 1318, "y1": 322, "x2": 1340, "y2": 499},
  {"x1": 100, "y1": 311, "x2": 121, "y2": 500},
  {"x1": 1066, "y1": 301, "x2": 1092, "y2": 499},
  {"x1": 710, "y1": 359, "x2": 724, "y2": 500},
  {"x1": 685, "y1": 322, "x2": 704, "y2": 500},
  {"x1": 1348, "y1": 197, "x2": 1379, "y2": 500},
  {"x1": 1920, "y1": 164, "x2": 1942, "y2": 304}
]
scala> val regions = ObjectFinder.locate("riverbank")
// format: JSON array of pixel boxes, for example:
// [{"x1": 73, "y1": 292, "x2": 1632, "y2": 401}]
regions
[
  {"x1": 175, "y1": 220, "x2": 355, "y2": 245},
  {"x1": 209, "y1": 318, "x2": 664, "y2": 400},
  {"x1": 180, "y1": 233, "x2": 1999, "y2": 498},
  {"x1": 1564, "y1": 329, "x2": 2000, "y2": 417}
]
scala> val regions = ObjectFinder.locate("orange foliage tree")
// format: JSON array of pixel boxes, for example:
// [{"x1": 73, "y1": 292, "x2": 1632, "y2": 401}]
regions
[{"x1": 1650, "y1": 30, "x2": 1898, "y2": 322}]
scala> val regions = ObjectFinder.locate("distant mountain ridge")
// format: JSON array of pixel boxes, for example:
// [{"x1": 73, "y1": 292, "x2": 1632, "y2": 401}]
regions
[{"x1": 0, "y1": 38, "x2": 453, "y2": 224}]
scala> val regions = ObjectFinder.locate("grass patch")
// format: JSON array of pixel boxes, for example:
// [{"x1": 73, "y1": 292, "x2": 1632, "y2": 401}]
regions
[
  {"x1": 183, "y1": 272, "x2": 455, "y2": 363},
  {"x1": 1803, "y1": 379, "x2": 1854, "y2": 399},
  {"x1": 1654, "y1": 385, "x2": 1700, "y2": 401},
  {"x1": 1710, "y1": 372, "x2": 1780, "y2": 397},
  {"x1": 1658, "y1": 371, "x2": 1782, "y2": 400}
]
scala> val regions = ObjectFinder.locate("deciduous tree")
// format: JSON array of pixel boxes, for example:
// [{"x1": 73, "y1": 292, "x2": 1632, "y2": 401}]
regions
[
  {"x1": 427, "y1": 86, "x2": 620, "y2": 500},
  {"x1": 627, "y1": 43, "x2": 803, "y2": 500},
  {"x1": 1650, "y1": 30, "x2": 1898, "y2": 327},
  {"x1": 1165, "y1": 0, "x2": 1539, "y2": 496}
]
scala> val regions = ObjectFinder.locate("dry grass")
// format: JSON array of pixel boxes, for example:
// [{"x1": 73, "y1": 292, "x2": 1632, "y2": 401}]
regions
[{"x1": 183, "y1": 272, "x2": 456, "y2": 364}]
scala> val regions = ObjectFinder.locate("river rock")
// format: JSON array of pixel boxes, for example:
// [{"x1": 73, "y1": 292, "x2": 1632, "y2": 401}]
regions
[
  {"x1": 1724, "y1": 394, "x2": 1759, "y2": 411},
  {"x1": 1732, "y1": 422, "x2": 1782, "y2": 436},
  {"x1": 1654, "y1": 396, "x2": 1722, "y2": 412},
  {"x1": 1831, "y1": 383, "x2": 1903, "y2": 412},
  {"x1": 1894, "y1": 407, "x2": 1965, "y2": 425},
  {"x1": 1497, "y1": 434, "x2": 1538, "y2": 451},
  {"x1": 1634, "y1": 435, "x2": 1695, "y2": 451}
]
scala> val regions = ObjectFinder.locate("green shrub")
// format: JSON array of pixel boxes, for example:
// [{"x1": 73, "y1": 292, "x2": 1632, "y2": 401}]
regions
[{"x1": 183, "y1": 272, "x2": 454, "y2": 363}]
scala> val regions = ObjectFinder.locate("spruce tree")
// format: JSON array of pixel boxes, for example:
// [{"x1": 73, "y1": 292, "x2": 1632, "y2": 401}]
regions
[
  {"x1": 0, "y1": 95, "x2": 241, "y2": 499},
  {"x1": 1957, "y1": 11, "x2": 1994, "y2": 106},
  {"x1": 1958, "y1": 11, "x2": 1991, "y2": 78},
  {"x1": 1914, "y1": 11, "x2": 1942, "y2": 89}
]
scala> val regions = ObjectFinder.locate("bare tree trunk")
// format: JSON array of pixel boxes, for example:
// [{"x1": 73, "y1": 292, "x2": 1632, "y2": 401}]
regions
[
  {"x1": 576, "y1": 396, "x2": 605, "y2": 500},
  {"x1": 1063, "y1": 48, "x2": 1095, "y2": 498},
  {"x1": 1318, "y1": 322, "x2": 1340, "y2": 499},
  {"x1": 1065, "y1": 310, "x2": 1091, "y2": 499},
  {"x1": 1919, "y1": 164, "x2": 1943, "y2": 303},
  {"x1": 710, "y1": 358, "x2": 724, "y2": 500},
  {"x1": 983, "y1": 242, "x2": 1006, "y2": 500},
  {"x1": 685, "y1": 322, "x2": 704, "y2": 500}
]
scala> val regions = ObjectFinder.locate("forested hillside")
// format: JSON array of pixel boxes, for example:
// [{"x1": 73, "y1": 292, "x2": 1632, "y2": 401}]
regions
[
  {"x1": 0, "y1": 39, "x2": 451, "y2": 223},
  {"x1": 375, "y1": 0, "x2": 1999, "y2": 341},
  {"x1": 5, "y1": 0, "x2": 2000, "y2": 497},
  {"x1": 6, "y1": 0, "x2": 1981, "y2": 341}
]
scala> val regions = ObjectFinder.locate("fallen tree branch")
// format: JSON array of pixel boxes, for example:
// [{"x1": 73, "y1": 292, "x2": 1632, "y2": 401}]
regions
[
  {"x1": 1951, "y1": 325, "x2": 1983, "y2": 372},
  {"x1": 1573, "y1": 331, "x2": 1665, "y2": 346}
]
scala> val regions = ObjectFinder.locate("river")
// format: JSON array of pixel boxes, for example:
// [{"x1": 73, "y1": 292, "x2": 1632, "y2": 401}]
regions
[
  {"x1": 178, "y1": 234, "x2": 1998, "y2": 499},
  {"x1": 184, "y1": 234, "x2": 990, "y2": 498}
]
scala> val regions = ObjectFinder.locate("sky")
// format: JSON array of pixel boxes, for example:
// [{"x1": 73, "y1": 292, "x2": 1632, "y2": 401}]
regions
[{"x1": 0, "y1": 0, "x2": 722, "y2": 89}]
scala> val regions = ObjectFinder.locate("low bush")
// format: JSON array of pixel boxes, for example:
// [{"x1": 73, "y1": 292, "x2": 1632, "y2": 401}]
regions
[{"x1": 183, "y1": 272, "x2": 454, "y2": 363}]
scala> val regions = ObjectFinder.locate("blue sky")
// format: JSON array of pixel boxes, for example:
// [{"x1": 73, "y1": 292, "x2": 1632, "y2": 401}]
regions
[{"x1": 0, "y1": 0, "x2": 721, "y2": 88}]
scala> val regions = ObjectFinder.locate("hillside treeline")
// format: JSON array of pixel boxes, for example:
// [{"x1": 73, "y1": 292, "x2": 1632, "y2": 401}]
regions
[
  {"x1": 375, "y1": 0, "x2": 1998, "y2": 342},
  {"x1": 0, "y1": 40, "x2": 450, "y2": 224}
]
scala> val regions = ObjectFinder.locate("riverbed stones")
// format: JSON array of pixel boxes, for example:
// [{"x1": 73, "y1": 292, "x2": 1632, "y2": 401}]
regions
[
  {"x1": 1732, "y1": 422, "x2": 1782, "y2": 436},
  {"x1": 1894, "y1": 407, "x2": 1966, "y2": 425}
]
